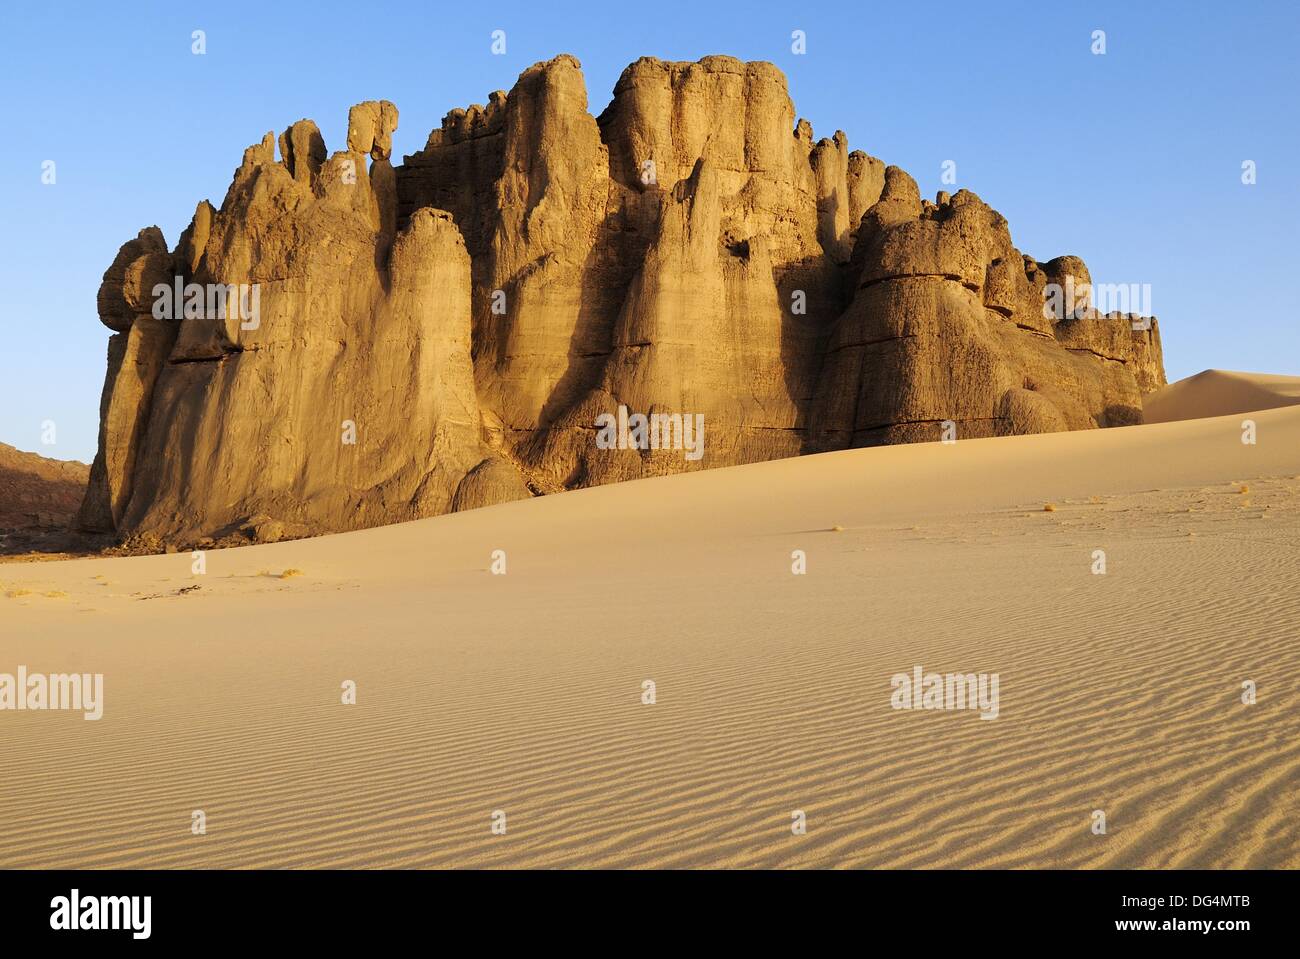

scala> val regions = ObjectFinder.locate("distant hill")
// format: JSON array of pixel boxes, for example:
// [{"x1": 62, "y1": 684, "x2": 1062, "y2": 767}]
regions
[{"x1": 0, "y1": 442, "x2": 89, "y2": 530}]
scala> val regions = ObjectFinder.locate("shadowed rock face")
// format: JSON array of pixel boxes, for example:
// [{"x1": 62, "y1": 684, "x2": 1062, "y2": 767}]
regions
[
  {"x1": 81, "y1": 54, "x2": 1166, "y2": 546},
  {"x1": 0, "y1": 444, "x2": 89, "y2": 530}
]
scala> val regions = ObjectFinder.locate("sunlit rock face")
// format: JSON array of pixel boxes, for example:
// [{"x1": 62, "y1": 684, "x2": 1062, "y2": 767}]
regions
[{"x1": 81, "y1": 56, "x2": 1165, "y2": 546}]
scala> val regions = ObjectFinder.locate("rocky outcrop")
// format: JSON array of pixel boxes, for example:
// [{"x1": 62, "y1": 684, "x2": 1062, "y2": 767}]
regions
[
  {"x1": 80, "y1": 110, "x2": 528, "y2": 546},
  {"x1": 78, "y1": 227, "x2": 176, "y2": 533},
  {"x1": 80, "y1": 55, "x2": 1166, "y2": 546},
  {"x1": 808, "y1": 175, "x2": 1164, "y2": 447}
]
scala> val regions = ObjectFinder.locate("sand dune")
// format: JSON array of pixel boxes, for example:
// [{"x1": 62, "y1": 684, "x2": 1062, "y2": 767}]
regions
[
  {"x1": 1, "y1": 404, "x2": 1298, "y2": 868},
  {"x1": 1143, "y1": 369, "x2": 1300, "y2": 423}
]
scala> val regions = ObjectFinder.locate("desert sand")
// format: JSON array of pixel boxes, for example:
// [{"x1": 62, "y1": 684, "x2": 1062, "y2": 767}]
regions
[{"x1": 1, "y1": 379, "x2": 1297, "y2": 868}]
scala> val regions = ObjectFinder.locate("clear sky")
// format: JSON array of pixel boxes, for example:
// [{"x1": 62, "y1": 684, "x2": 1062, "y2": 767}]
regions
[{"x1": 2, "y1": 0, "x2": 1296, "y2": 462}]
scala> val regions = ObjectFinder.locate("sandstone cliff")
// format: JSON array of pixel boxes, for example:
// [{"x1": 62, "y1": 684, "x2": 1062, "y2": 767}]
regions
[{"x1": 80, "y1": 54, "x2": 1165, "y2": 546}]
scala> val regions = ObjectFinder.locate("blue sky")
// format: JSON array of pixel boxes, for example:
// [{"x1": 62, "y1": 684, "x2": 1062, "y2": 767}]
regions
[{"x1": 2, "y1": 0, "x2": 1296, "y2": 462}]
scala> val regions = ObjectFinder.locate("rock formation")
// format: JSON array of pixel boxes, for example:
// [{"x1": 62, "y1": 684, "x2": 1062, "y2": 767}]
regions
[{"x1": 79, "y1": 54, "x2": 1165, "y2": 547}]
